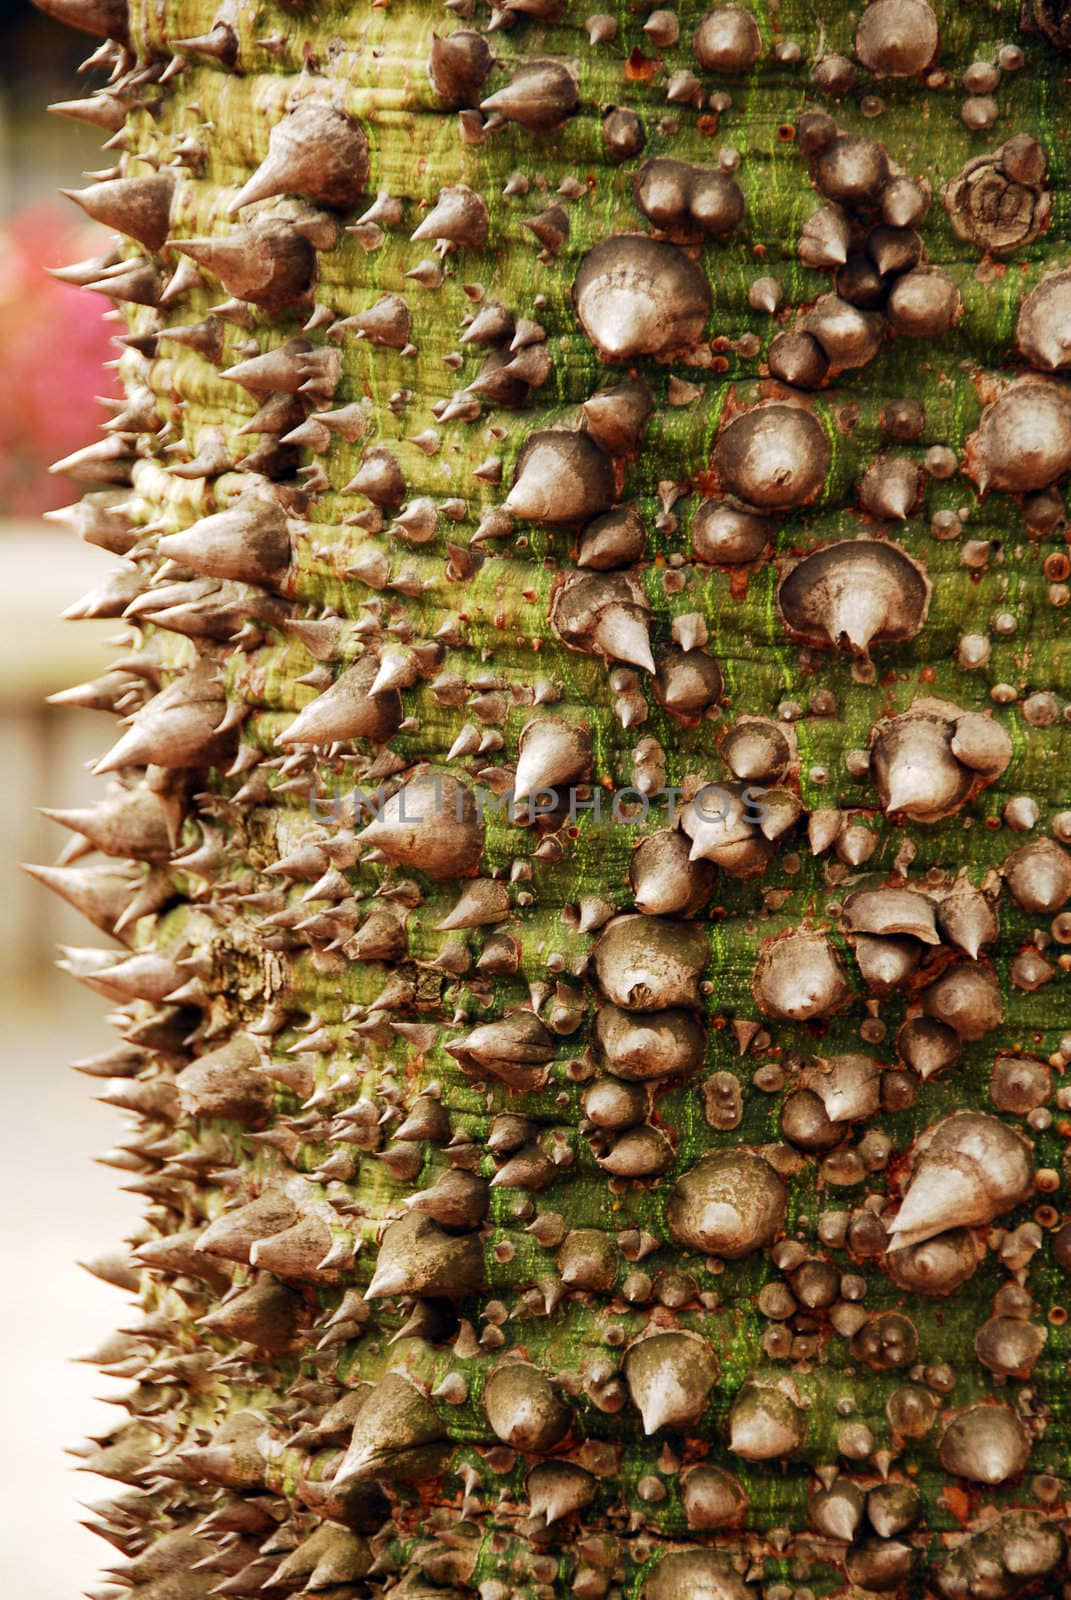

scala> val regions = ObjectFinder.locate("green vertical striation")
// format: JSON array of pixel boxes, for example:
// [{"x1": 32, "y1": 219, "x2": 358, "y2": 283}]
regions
[{"x1": 32, "y1": 0, "x2": 1071, "y2": 1597}]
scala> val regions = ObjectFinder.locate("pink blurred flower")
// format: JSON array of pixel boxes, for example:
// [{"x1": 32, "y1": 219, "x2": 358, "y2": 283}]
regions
[{"x1": 0, "y1": 202, "x2": 118, "y2": 516}]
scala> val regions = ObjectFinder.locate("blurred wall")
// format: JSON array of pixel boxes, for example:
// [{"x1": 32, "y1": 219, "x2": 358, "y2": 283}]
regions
[{"x1": 0, "y1": 12, "x2": 143, "y2": 1596}]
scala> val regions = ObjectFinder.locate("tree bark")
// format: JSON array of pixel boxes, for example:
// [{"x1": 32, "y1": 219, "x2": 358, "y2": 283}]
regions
[{"x1": 36, "y1": 2, "x2": 1071, "y2": 1598}]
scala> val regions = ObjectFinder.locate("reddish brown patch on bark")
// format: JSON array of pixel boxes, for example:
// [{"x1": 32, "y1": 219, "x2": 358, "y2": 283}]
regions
[
  {"x1": 941, "y1": 1485, "x2": 972, "y2": 1525},
  {"x1": 625, "y1": 48, "x2": 655, "y2": 81}
]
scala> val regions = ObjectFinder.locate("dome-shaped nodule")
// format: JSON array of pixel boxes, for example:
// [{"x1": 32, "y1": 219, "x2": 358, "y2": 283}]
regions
[
  {"x1": 574, "y1": 236, "x2": 712, "y2": 362},
  {"x1": 644, "y1": 1548, "x2": 755, "y2": 1600},
  {"x1": 666, "y1": 1148, "x2": 787, "y2": 1257},
  {"x1": 715, "y1": 404, "x2": 831, "y2": 508},
  {"x1": 777, "y1": 539, "x2": 929, "y2": 654},
  {"x1": 888, "y1": 1111, "x2": 1034, "y2": 1249}
]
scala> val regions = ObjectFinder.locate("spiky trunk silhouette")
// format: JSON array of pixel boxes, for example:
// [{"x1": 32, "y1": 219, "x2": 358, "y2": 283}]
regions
[{"x1": 34, "y1": 0, "x2": 1071, "y2": 1596}]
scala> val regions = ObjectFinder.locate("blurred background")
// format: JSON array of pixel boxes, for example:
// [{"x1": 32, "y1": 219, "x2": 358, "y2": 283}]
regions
[{"x1": 1, "y1": 8, "x2": 142, "y2": 1593}]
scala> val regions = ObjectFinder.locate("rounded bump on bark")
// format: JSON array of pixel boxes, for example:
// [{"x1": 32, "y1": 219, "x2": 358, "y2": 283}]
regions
[
  {"x1": 934, "y1": 1512, "x2": 1065, "y2": 1599},
  {"x1": 715, "y1": 403, "x2": 831, "y2": 508},
  {"x1": 851, "y1": 1309, "x2": 919, "y2": 1370},
  {"x1": 573, "y1": 235, "x2": 712, "y2": 362},
  {"x1": 778, "y1": 539, "x2": 929, "y2": 654},
  {"x1": 592, "y1": 915, "x2": 708, "y2": 1011},
  {"x1": 922, "y1": 962, "x2": 1004, "y2": 1039},
  {"x1": 936, "y1": 877, "x2": 999, "y2": 957},
  {"x1": 692, "y1": 7, "x2": 763, "y2": 74},
  {"x1": 887, "y1": 1229, "x2": 984, "y2": 1296},
  {"x1": 812, "y1": 134, "x2": 890, "y2": 208},
  {"x1": 889, "y1": 1111, "x2": 1034, "y2": 1248},
  {"x1": 835, "y1": 252, "x2": 886, "y2": 310},
  {"x1": 881, "y1": 174, "x2": 931, "y2": 228},
  {"x1": 966, "y1": 383, "x2": 1071, "y2": 493},
  {"x1": 632, "y1": 157, "x2": 691, "y2": 228},
  {"x1": 975, "y1": 1315, "x2": 1047, "y2": 1379},
  {"x1": 728, "y1": 1377, "x2": 807, "y2": 1460},
  {"x1": 1004, "y1": 836, "x2": 1071, "y2": 913},
  {"x1": 666, "y1": 1149, "x2": 787, "y2": 1257},
  {"x1": 1002, "y1": 132, "x2": 1049, "y2": 186},
  {"x1": 869, "y1": 702, "x2": 1005, "y2": 820},
  {"x1": 427, "y1": 30, "x2": 494, "y2": 103},
  {"x1": 624, "y1": 1332, "x2": 719, "y2": 1433},
  {"x1": 633, "y1": 159, "x2": 744, "y2": 238},
  {"x1": 854, "y1": 0, "x2": 939, "y2": 76},
  {"x1": 449, "y1": 1008, "x2": 556, "y2": 1090},
  {"x1": 751, "y1": 930, "x2": 850, "y2": 1020},
  {"x1": 797, "y1": 109, "x2": 838, "y2": 154},
  {"x1": 557, "y1": 1226, "x2": 620, "y2": 1290},
  {"x1": 594, "y1": 1003, "x2": 705, "y2": 1082},
  {"x1": 483, "y1": 1362, "x2": 571, "y2": 1452},
  {"x1": 582, "y1": 1076, "x2": 647, "y2": 1131},
  {"x1": 866, "y1": 1481, "x2": 922, "y2": 1538},
  {"x1": 689, "y1": 168, "x2": 746, "y2": 236},
  {"x1": 581, "y1": 381, "x2": 654, "y2": 458},
  {"x1": 846, "y1": 1540, "x2": 916, "y2": 1592},
  {"x1": 810, "y1": 1477, "x2": 865, "y2": 1541},
  {"x1": 780, "y1": 1088, "x2": 839, "y2": 1152},
  {"x1": 801, "y1": 294, "x2": 886, "y2": 372},
  {"x1": 853, "y1": 932, "x2": 921, "y2": 993},
  {"x1": 896, "y1": 1015, "x2": 960, "y2": 1080},
  {"x1": 577, "y1": 506, "x2": 648, "y2": 570},
  {"x1": 798, "y1": 203, "x2": 852, "y2": 269},
  {"x1": 804, "y1": 1052, "x2": 883, "y2": 1123},
  {"x1": 630, "y1": 829, "x2": 716, "y2": 917},
  {"x1": 1016, "y1": 269, "x2": 1071, "y2": 370},
  {"x1": 721, "y1": 718, "x2": 792, "y2": 783},
  {"x1": 644, "y1": 1554, "x2": 754, "y2": 1600},
  {"x1": 938, "y1": 1404, "x2": 1032, "y2": 1486},
  {"x1": 842, "y1": 886, "x2": 939, "y2": 944},
  {"x1": 949, "y1": 710, "x2": 1013, "y2": 776},
  {"x1": 767, "y1": 329, "x2": 829, "y2": 390},
  {"x1": 881, "y1": 395, "x2": 926, "y2": 440},
  {"x1": 868, "y1": 224, "x2": 922, "y2": 277},
  {"x1": 602, "y1": 105, "x2": 646, "y2": 161},
  {"x1": 526, "y1": 1460, "x2": 596, "y2": 1523},
  {"x1": 813, "y1": 53, "x2": 859, "y2": 97},
  {"x1": 680, "y1": 783, "x2": 774, "y2": 877},
  {"x1": 504, "y1": 431, "x2": 615, "y2": 525},
  {"x1": 886, "y1": 265, "x2": 961, "y2": 338},
  {"x1": 652, "y1": 645, "x2": 724, "y2": 720},
  {"x1": 680, "y1": 1465, "x2": 748, "y2": 1530},
  {"x1": 691, "y1": 499, "x2": 771, "y2": 565}
]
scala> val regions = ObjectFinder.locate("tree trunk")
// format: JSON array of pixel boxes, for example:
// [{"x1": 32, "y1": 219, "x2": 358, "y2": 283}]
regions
[{"x1": 34, "y1": 1, "x2": 1071, "y2": 1597}]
